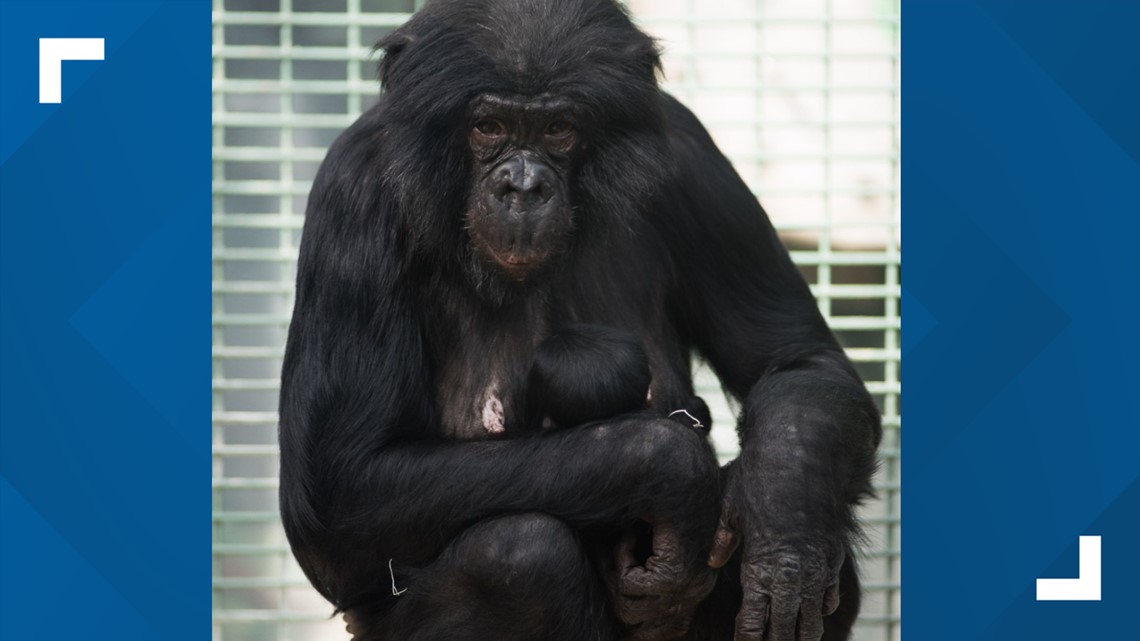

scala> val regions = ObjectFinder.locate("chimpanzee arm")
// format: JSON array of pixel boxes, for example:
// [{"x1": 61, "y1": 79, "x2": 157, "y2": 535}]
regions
[
  {"x1": 278, "y1": 118, "x2": 719, "y2": 608},
  {"x1": 659, "y1": 95, "x2": 881, "y2": 641}
]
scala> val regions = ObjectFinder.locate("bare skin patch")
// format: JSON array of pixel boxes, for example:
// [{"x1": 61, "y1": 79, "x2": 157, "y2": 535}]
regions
[{"x1": 481, "y1": 385, "x2": 505, "y2": 434}]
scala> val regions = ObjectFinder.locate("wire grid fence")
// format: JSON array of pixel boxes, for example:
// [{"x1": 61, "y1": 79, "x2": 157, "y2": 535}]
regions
[{"x1": 211, "y1": 0, "x2": 900, "y2": 639}]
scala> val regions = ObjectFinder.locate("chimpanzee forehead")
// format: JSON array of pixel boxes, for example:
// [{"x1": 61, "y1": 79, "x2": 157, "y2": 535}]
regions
[{"x1": 472, "y1": 94, "x2": 577, "y2": 119}]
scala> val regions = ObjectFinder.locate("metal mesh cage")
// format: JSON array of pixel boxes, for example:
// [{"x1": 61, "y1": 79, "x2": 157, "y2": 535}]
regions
[{"x1": 211, "y1": 0, "x2": 900, "y2": 639}]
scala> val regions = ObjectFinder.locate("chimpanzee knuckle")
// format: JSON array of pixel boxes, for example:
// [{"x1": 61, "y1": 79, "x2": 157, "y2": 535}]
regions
[
  {"x1": 735, "y1": 607, "x2": 768, "y2": 641},
  {"x1": 772, "y1": 555, "x2": 808, "y2": 587},
  {"x1": 739, "y1": 555, "x2": 765, "y2": 587},
  {"x1": 647, "y1": 535, "x2": 679, "y2": 567},
  {"x1": 639, "y1": 563, "x2": 686, "y2": 593},
  {"x1": 619, "y1": 566, "x2": 663, "y2": 596},
  {"x1": 747, "y1": 546, "x2": 837, "y2": 601}
]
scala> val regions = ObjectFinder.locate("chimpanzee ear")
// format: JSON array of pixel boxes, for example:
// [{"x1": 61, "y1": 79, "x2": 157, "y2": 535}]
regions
[{"x1": 376, "y1": 31, "x2": 416, "y2": 88}]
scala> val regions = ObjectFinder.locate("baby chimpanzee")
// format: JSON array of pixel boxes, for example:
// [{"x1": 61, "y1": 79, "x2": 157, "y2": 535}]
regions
[{"x1": 524, "y1": 324, "x2": 710, "y2": 432}]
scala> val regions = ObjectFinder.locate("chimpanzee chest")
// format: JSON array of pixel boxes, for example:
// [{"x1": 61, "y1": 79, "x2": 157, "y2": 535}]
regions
[{"x1": 433, "y1": 325, "x2": 691, "y2": 441}]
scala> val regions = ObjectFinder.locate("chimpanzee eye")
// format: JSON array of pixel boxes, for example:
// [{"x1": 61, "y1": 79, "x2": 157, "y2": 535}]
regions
[
  {"x1": 545, "y1": 121, "x2": 574, "y2": 137},
  {"x1": 474, "y1": 119, "x2": 506, "y2": 137}
]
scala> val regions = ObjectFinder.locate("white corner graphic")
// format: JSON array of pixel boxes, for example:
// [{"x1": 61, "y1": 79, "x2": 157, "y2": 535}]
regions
[
  {"x1": 39, "y1": 38, "x2": 105, "y2": 104},
  {"x1": 1036, "y1": 535, "x2": 1101, "y2": 601}
]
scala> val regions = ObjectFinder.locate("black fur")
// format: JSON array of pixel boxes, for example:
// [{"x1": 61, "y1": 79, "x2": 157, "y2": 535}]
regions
[
  {"x1": 525, "y1": 324, "x2": 652, "y2": 430},
  {"x1": 279, "y1": 0, "x2": 880, "y2": 639}
]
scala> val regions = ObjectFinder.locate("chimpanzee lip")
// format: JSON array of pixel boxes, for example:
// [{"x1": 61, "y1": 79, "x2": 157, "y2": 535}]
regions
[
  {"x1": 499, "y1": 254, "x2": 535, "y2": 265},
  {"x1": 469, "y1": 227, "x2": 552, "y2": 279},
  {"x1": 488, "y1": 249, "x2": 550, "y2": 275}
]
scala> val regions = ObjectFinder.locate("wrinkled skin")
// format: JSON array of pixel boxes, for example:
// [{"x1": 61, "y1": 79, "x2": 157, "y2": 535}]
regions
[
  {"x1": 604, "y1": 453, "x2": 854, "y2": 641},
  {"x1": 711, "y1": 462, "x2": 848, "y2": 641},
  {"x1": 608, "y1": 525, "x2": 720, "y2": 640}
]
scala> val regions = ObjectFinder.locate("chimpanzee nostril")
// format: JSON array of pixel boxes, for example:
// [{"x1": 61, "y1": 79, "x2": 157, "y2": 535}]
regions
[
  {"x1": 534, "y1": 176, "x2": 555, "y2": 204},
  {"x1": 524, "y1": 161, "x2": 557, "y2": 204},
  {"x1": 492, "y1": 179, "x2": 513, "y2": 203}
]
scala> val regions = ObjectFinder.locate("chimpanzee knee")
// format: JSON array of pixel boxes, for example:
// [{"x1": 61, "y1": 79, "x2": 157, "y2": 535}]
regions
[
  {"x1": 452, "y1": 512, "x2": 589, "y2": 601},
  {"x1": 350, "y1": 513, "x2": 614, "y2": 641},
  {"x1": 446, "y1": 513, "x2": 613, "y2": 640}
]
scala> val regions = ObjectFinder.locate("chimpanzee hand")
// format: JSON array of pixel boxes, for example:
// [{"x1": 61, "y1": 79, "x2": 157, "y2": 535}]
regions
[
  {"x1": 605, "y1": 523, "x2": 718, "y2": 641},
  {"x1": 708, "y1": 462, "x2": 845, "y2": 641},
  {"x1": 602, "y1": 418, "x2": 721, "y2": 640}
]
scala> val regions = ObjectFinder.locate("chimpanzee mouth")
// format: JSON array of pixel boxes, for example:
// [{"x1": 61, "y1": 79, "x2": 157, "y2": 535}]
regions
[
  {"x1": 494, "y1": 252, "x2": 546, "y2": 267},
  {"x1": 486, "y1": 249, "x2": 551, "y2": 279},
  {"x1": 466, "y1": 223, "x2": 561, "y2": 282}
]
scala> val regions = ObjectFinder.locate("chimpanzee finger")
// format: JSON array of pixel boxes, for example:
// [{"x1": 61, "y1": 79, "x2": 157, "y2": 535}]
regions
[
  {"x1": 708, "y1": 519, "x2": 739, "y2": 569},
  {"x1": 618, "y1": 565, "x2": 683, "y2": 596},
  {"x1": 733, "y1": 591, "x2": 769, "y2": 641},
  {"x1": 766, "y1": 595, "x2": 801, "y2": 641},
  {"x1": 617, "y1": 524, "x2": 688, "y2": 596},
  {"x1": 343, "y1": 611, "x2": 359, "y2": 637},
  {"x1": 796, "y1": 598, "x2": 825, "y2": 641},
  {"x1": 621, "y1": 560, "x2": 715, "y2": 601},
  {"x1": 822, "y1": 582, "x2": 841, "y2": 616}
]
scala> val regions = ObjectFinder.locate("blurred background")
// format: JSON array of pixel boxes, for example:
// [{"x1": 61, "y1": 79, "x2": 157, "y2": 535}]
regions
[{"x1": 211, "y1": 0, "x2": 900, "y2": 639}]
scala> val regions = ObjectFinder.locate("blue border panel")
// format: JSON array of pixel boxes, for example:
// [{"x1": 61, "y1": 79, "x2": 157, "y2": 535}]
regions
[
  {"x1": 0, "y1": 1, "x2": 210, "y2": 639},
  {"x1": 904, "y1": 1, "x2": 1139, "y2": 640}
]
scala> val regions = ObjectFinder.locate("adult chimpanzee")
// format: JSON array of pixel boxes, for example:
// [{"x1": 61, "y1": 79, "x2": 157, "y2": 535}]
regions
[{"x1": 278, "y1": 0, "x2": 881, "y2": 640}]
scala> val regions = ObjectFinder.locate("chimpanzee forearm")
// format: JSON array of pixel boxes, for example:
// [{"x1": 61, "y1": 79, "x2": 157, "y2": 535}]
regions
[
  {"x1": 661, "y1": 94, "x2": 883, "y2": 640},
  {"x1": 290, "y1": 417, "x2": 719, "y2": 565},
  {"x1": 738, "y1": 350, "x2": 880, "y2": 538},
  {"x1": 708, "y1": 348, "x2": 881, "y2": 641}
]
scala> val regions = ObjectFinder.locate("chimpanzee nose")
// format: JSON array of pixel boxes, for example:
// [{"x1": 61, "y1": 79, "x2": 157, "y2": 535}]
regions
[{"x1": 492, "y1": 156, "x2": 556, "y2": 207}]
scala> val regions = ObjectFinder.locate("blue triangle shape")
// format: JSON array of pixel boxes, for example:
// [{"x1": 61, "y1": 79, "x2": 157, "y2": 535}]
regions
[
  {"x1": 901, "y1": 287, "x2": 937, "y2": 355},
  {"x1": 0, "y1": 478, "x2": 161, "y2": 640}
]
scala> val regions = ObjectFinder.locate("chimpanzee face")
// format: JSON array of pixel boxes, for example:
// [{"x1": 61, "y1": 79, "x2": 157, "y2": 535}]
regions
[{"x1": 465, "y1": 94, "x2": 583, "y2": 281}]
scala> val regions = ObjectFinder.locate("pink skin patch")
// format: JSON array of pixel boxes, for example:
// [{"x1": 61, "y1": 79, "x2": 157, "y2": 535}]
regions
[{"x1": 482, "y1": 396, "x2": 505, "y2": 433}]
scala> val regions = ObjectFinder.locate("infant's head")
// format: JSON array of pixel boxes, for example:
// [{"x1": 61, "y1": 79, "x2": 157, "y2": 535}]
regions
[{"x1": 526, "y1": 324, "x2": 651, "y2": 430}]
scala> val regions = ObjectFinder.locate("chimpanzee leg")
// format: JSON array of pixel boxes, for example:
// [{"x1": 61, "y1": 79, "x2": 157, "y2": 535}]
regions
[
  {"x1": 683, "y1": 550, "x2": 862, "y2": 641},
  {"x1": 346, "y1": 513, "x2": 617, "y2": 641}
]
